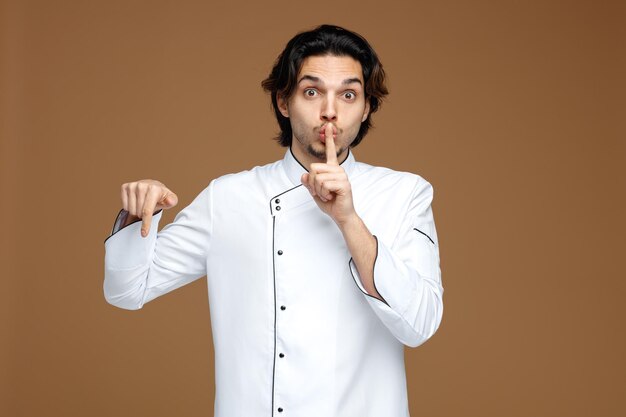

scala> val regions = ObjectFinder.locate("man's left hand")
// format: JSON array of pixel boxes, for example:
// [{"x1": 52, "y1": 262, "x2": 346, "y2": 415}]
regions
[{"x1": 301, "y1": 123, "x2": 356, "y2": 226}]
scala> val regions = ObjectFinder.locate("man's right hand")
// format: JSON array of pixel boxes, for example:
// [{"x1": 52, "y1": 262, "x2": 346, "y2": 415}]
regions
[{"x1": 121, "y1": 179, "x2": 178, "y2": 237}]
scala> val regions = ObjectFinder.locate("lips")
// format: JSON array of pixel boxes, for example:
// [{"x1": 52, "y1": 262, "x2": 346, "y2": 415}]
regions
[{"x1": 318, "y1": 124, "x2": 337, "y2": 143}]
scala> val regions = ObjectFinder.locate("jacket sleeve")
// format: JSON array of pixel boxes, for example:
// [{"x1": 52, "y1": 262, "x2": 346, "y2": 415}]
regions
[
  {"x1": 103, "y1": 181, "x2": 214, "y2": 310},
  {"x1": 348, "y1": 177, "x2": 444, "y2": 348}
]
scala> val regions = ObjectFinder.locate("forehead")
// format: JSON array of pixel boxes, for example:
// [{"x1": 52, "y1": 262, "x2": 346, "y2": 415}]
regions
[{"x1": 297, "y1": 54, "x2": 364, "y2": 83}]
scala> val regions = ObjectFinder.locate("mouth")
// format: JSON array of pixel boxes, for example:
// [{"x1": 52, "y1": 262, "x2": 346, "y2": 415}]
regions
[{"x1": 318, "y1": 124, "x2": 338, "y2": 143}]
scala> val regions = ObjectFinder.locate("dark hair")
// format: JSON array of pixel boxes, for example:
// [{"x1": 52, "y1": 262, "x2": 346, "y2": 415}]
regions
[{"x1": 261, "y1": 24, "x2": 389, "y2": 147}]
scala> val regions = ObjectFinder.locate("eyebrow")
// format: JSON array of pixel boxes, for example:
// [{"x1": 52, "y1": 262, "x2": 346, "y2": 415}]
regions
[{"x1": 297, "y1": 75, "x2": 363, "y2": 87}]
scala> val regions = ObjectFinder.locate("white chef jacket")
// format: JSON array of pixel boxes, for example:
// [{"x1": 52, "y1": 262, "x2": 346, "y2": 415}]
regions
[{"x1": 103, "y1": 147, "x2": 444, "y2": 417}]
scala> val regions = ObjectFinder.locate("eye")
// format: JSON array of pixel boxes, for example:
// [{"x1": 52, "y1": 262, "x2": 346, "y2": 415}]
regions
[
  {"x1": 304, "y1": 88, "x2": 318, "y2": 97},
  {"x1": 343, "y1": 91, "x2": 356, "y2": 100}
]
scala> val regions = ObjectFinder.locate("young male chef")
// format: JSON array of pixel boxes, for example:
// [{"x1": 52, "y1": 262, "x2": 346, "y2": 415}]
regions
[{"x1": 104, "y1": 24, "x2": 444, "y2": 417}]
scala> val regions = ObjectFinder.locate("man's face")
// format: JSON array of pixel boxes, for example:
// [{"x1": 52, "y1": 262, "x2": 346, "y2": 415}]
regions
[{"x1": 278, "y1": 54, "x2": 370, "y2": 165}]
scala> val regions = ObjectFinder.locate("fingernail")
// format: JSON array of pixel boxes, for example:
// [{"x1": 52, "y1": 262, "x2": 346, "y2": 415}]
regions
[{"x1": 141, "y1": 229, "x2": 147, "y2": 237}]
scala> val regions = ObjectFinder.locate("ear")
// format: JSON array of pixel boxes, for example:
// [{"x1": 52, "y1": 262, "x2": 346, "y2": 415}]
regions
[
  {"x1": 361, "y1": 98, "x2": 371, "y2": 122},
  {"x1": 277, "y1": 94, "x2": 289, "y2": 118}
]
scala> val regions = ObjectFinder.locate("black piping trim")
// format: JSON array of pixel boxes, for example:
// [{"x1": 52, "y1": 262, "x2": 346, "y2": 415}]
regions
[
  {"x1": 413, "y1": 228, "x2": 435, "y2": 244},
  {"x1": 111, "y1": 209, "x2": 128, "y2": 235},
  {"x1": 103, "y1": 209, "x2": 163, "y2": 244},
  {"x1": 339, "y1": 149, "x2": 350, "y2": 166},
  {"x1": 268, "y1": 184, "x2": 303, "y2": 216},
  {"x1": 370, "y1": 237, "x2": 389, "y2": 306},
  {"x1": 347, "y1": 235, "x2": 390, "y2": 307},
  {"x1": 266, "y1": 148, "x2": 356, "y2": 413},
  {"x1": 289, "y1": 147, "x2": 309, "y2": 172},
  {"x1": 270, "y1": 215, "x2": 277, "y2": 416}
]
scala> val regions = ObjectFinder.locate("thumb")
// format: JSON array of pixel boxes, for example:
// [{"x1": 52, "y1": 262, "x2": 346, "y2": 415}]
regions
[{"x1": 161, "y1": 191, "x2": 178, "y2": 209}]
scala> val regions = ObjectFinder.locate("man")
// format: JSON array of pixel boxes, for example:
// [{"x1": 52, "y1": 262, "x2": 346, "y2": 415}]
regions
[{"x1": 104, "y1": 24, "x2": 443, "y2": 417}]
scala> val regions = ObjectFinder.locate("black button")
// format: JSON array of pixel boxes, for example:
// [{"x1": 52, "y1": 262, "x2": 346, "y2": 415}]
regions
[
  {"x1": 276, "y1": 206, "x2": 281, "y2": 211},
  {"x1": 275, "y1": 198, "x2": 280, "y2": 204},
  {"x1": 279, "y1": 353, "x2": 284, "y2": 358},
  {"x1": 277, "y1": 250, "x2": 283, "y2": 255},
  {"x1": 280, "y1": 305, "x2": 286, "y2": 310},
  {"x1": 278, "y1": 407, "x2": 283, "y2": 412}
]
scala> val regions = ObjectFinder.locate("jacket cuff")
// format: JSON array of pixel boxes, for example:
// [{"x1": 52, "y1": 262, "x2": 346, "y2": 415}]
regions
[
  {"x1": 110, "y1": 209, "x2": 127, "y2": 235},
  {"x1": 348, "y1": 234, "x2": 443, "y2": 348},
  {"x1": 348, "y1": 235, "x2": 390, "y2": 307},
  {"x1": 104, "y1": 209, "x2": 163, "y2": 271}
]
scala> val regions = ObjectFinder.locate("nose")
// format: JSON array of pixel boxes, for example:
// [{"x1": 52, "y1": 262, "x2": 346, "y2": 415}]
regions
[{"x1": 320, "y1": 96, "x2": 337, "y2": 122}]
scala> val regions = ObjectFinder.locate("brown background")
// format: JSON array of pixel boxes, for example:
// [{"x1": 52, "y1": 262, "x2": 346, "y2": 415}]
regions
[{"x1": 1, "y1": 0, "x2": 624, "y2": 416}]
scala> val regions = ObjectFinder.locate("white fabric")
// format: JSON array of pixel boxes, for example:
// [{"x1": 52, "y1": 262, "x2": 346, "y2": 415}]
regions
[{"x1": 103, "y1": 148, "x2": 444, "y2": 417}]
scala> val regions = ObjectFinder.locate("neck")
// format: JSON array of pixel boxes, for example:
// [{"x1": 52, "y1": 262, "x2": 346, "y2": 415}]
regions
[{"x1": 290, "y1": 145, "x2": 349, "y2": 170}]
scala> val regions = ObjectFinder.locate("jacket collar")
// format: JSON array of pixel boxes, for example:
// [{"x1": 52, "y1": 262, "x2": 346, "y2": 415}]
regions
[{"x1": 282, "y1": 147, "x2": 356, "y2": 187}]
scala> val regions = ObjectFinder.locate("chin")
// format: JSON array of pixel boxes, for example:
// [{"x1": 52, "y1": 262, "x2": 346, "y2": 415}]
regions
[{"x1": 305, "y1": 144, "x2": 327, "y2": 161}]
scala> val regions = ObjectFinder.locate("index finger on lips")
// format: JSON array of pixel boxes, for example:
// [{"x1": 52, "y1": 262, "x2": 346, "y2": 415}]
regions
[{"x1": 325, "y1": 123, "x2": 338, "y2": 165}]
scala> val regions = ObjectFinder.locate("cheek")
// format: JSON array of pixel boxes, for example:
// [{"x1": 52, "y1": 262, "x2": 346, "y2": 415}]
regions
[
  {"x1": 288, "y1": 103, "x2": 309, "y2": 121},
  {"x1": 343, "y1": 110, "x2": 365, "y2": 138},
  {"x1": 347, "y1": 107, "x2": 366, "y2": 126}
]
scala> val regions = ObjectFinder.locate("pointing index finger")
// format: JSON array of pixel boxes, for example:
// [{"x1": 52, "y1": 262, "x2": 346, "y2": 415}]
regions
[
  {"x1": 325, "y1": 123, "x2": 338, "y2": 165},
  {"x1": 140, "y1": 188, "x2": 163, "y2": 237}
]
